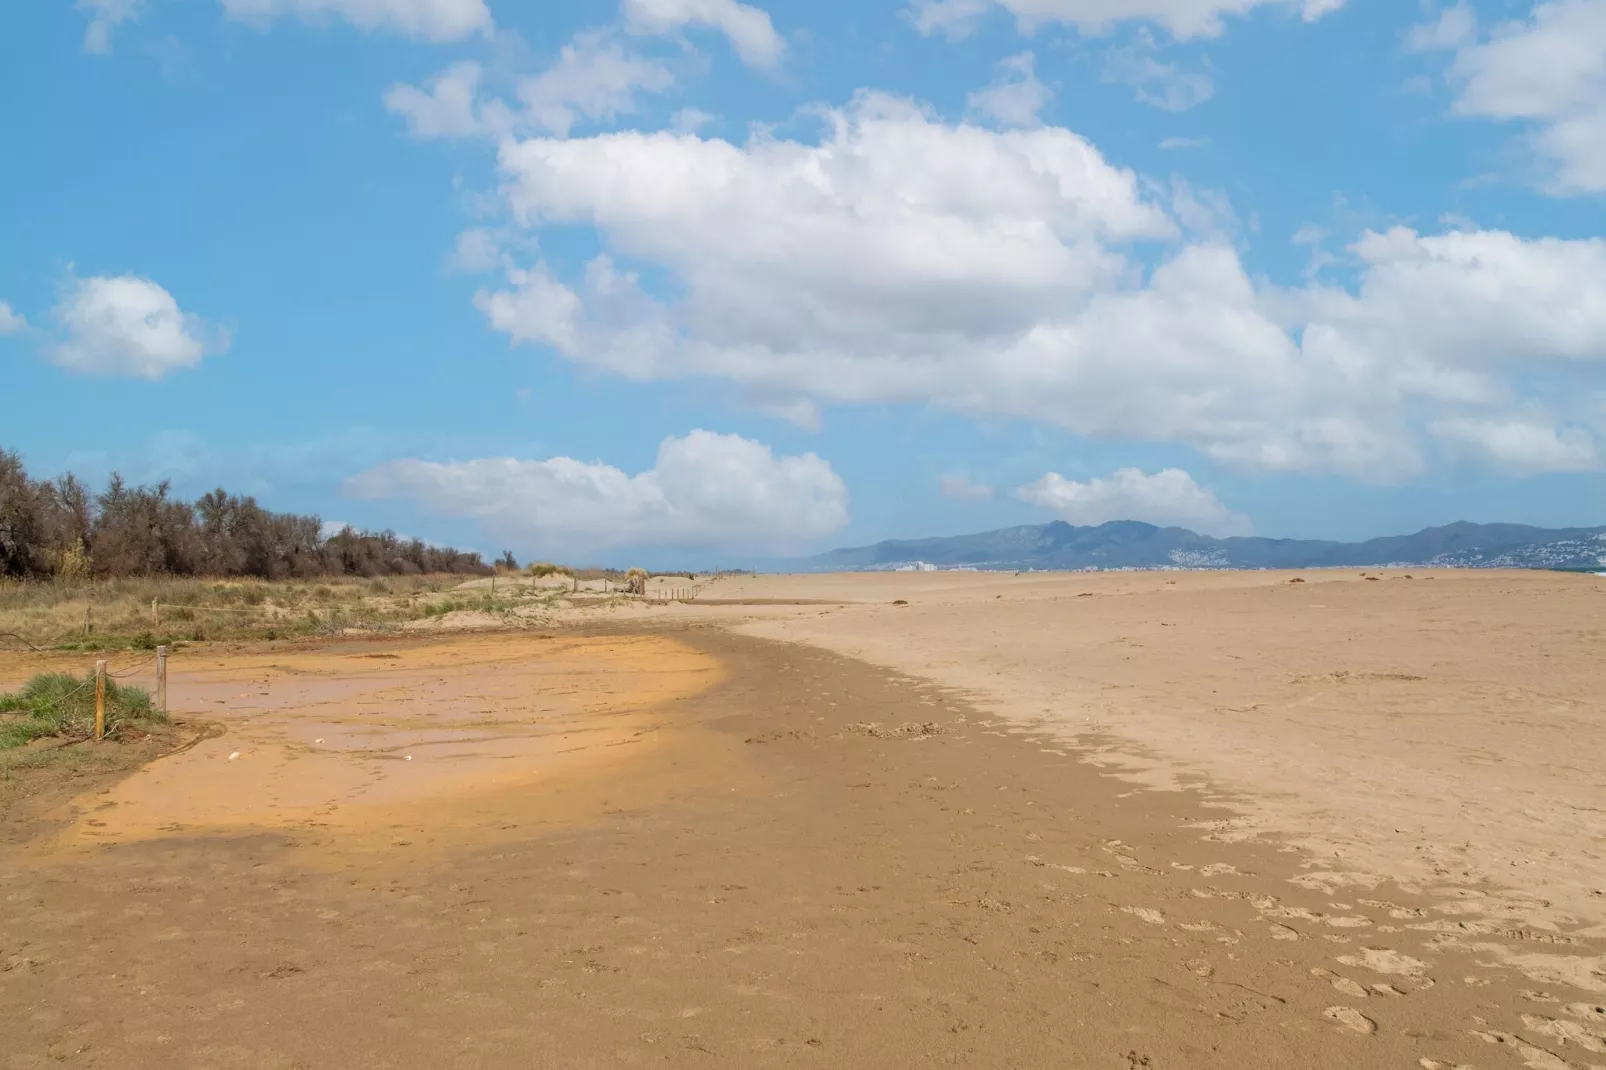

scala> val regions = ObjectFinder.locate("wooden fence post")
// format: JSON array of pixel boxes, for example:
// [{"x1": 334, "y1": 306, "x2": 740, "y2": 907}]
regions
[
  {"x1": 94, "y1": 660, "x2": 107, "y2": 741},
  {"x1": 85, "y1": 604, "x2": 92, "y2": 636},
  {"x1": 152, "y1": 599, "x2": 159, "y2": 628},
  {"x1": 156, "y1": 645, "x2": 168, "y2": 715}
]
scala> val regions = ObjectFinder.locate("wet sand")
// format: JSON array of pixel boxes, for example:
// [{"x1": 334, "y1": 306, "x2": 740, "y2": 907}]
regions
[
  {"x1": 1, "y1": 582, "x2": 1604, "y2": 1068},
  {"x1": 33, "y1": 633, "x2": 720, "y2": 852},
  {"x1": 617, "y1": 570, "x2": 1606, "y2": 940}
]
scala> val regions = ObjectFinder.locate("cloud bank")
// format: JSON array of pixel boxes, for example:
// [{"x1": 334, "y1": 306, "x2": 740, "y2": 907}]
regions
[
  {"x1": 469, "y1": 93, "x2": 1606, "y2": 480},
  {"x1": 345, "y1": 430, "x2": 849, "y2": 554}
]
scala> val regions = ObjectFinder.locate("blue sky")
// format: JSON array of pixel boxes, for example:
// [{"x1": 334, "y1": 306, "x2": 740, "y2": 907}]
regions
[{"x1": 3, "y1": 0, "x2": 1605, "y2": 565}]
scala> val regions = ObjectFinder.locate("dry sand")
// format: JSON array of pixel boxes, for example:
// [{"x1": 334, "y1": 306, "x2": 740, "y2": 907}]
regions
[{"x1": 1, "y1": 569, "x2": 1603, "y2": 1068}]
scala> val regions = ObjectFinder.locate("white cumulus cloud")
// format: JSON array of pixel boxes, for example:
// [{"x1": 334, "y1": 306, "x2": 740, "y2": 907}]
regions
[
  {"x1": 344, "y1": 431, "x2": 849, "y2": 554},
  {"x1": 472, "y1": 93, "x2": 1606, "y2": 481},
  {"x1": 910, "y1": 0, "x2": 1342, "y2": 40},
  {"x1": 0, "y1": 301, "x2": 27, "y2": 335},
  {"x1": 966, "y1": 52, "x2": 1053, "y2": 127},
  {"x1": 385, "y1": 61, "x2": 504, "y2": 139},
  {"x1": 219, "y1": 0, "x2": 491, "y2": 41},
  {"x1": 1016, "y1": 467, "x2": 1251, "y2": 534},
  {"x1": 492, "y1": 93, "x2": 1172, "y2": 334},
  {"x1": 387, "y1": 32, "x2": 676, "y2": 141},
  {"x1": 517, "y1": 30, "x2": 676, "y2": 136},
  {"x1": 1407, "y1": 2, "x2": 1476, "y2": 51},
  {"x1": 622, "y1": 0, "x2": 785, "y2": 69},
  {"x1": 52, "y1": 275, "x2": 226, "y2": 380},
  {"x1": 448, "y1": 227, "x2": 511, "y2": 273},
  {"x1": 1413, "y1": 0, "x2": 1606, "y2": 194},
  {"x1": 474, "y1": 261, "x2": 591, "y2": 356}
]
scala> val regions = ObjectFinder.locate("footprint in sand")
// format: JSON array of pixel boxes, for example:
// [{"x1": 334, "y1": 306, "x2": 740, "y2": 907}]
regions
[
  {"x1": 1311, "y1": 967, "x2": 1370, "y2": 999},
  {"x1": 1564, "y1": 1005, "x2": 1606, "y2": 1027},
  {"x1": 1338, "y1": 947, "x2": 1430, "y2": 978},
  {"x1": 1521, "y1": 1014, "x2": 1606, "y2": 1054},
  {"x1": 1419, "y1": 1061, "x2": 1475, "y2": 1070},
  {"x1": 1323, "y1": 1006, "x2": 1377, "y2": 1034},
  {"x1": 1469, "y1": 1030, "x2": 1580, "y2": 1070},
  {"x1": 1362, "y1": 898, "x2": 1428, "y2": 920}
]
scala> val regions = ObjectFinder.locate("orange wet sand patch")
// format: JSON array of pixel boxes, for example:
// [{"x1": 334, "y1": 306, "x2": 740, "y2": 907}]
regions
[{"x1": 38, "y1": 632, "x2": 721, "y2": 853}]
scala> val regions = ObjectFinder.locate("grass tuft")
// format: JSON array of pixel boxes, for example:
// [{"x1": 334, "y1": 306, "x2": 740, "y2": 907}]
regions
[{"x1": 0, "y1": 672, "x2": 169, "y2": 750}]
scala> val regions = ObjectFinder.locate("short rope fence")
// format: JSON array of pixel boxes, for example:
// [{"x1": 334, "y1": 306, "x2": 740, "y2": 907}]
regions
[{"x1": 0, "y1": 646, "x2": 172, "y2": 744}]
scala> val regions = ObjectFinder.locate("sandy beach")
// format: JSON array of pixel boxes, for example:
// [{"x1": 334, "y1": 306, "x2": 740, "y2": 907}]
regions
[
  {"x1": 697, "y1": 569, "x2": 1606, "y2": 940},
  {"x1": 2, "y1": 570, "x2": 1604, "y2": 1068}
]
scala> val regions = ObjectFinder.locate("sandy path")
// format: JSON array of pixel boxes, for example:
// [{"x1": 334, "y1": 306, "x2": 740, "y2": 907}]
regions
[{"x1": 6, "y1": 627, "x2": 1604, "y2": 1068}]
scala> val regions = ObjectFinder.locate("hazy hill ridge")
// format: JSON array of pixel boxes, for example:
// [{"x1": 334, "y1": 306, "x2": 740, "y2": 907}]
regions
[{"x1": 799, "y1": 521, "x2": 1606, "y2": 572}]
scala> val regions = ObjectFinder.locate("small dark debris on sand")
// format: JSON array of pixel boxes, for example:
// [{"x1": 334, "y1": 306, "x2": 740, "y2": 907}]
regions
[{"x1": 845, "y1": 721, "x2": 946, "y2": 739}]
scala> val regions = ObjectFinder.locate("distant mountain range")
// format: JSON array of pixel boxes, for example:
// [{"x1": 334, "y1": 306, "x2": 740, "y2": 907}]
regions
[{"x1": 796, "y1": 521, "x2": 1606, "y2": 573}]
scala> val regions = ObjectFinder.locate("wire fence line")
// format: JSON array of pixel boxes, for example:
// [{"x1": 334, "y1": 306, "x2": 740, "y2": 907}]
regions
[
  {"x1": 108, "y1": 656, "x2": 154, "y2": 679},
  {"x1": 152, "y1": 602, "x2": 262, "y2": 614}
]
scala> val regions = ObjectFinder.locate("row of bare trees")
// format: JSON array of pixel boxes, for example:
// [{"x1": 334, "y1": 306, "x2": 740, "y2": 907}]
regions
[{"x1": 0, "y1": 449, "x2": 489, "y2": 582}]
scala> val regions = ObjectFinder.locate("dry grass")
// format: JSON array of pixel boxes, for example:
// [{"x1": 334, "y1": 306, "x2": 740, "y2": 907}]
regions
[{"x1": 0, "y1": 574, "x2": 621, "y2": 651}]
